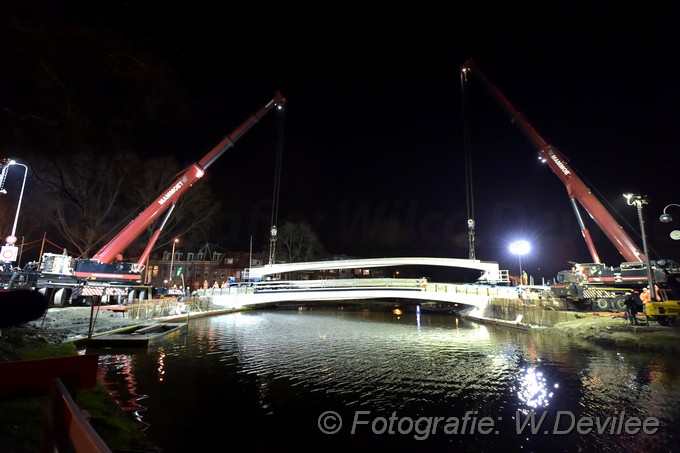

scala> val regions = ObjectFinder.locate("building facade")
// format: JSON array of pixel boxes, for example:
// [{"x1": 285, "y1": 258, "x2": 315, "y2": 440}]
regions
[
  {"x1": 146, "y1": 244, "x2": 383, "y2": 296},
  {"x1": 146, "y1": 243, "x2": 266, "y2": 294}
]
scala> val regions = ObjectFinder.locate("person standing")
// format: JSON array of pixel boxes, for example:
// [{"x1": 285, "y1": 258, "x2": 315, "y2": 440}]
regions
[
  {"x1": 624, "y1": 292, "x2": 639, "y2": 325},
  {"x1": 641, "y1": 285, "x2": 662, "y2": 305},
  {"x1": 640, "y1": 287, "x2": 651, "y2": 305}
]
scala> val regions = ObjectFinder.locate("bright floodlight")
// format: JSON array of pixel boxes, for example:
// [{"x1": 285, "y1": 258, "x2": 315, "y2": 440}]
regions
[
  {"x1": 510, "y1": 240, "x2": 530, "y2": 285},
  {"x1": 509, "y1": 240, "x2": 530, "y2": 256}
]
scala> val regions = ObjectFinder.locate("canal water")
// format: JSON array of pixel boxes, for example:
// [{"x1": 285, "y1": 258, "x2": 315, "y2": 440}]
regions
[{"x1": 92, "y1": 305, "x2": 680, "y2": 452}]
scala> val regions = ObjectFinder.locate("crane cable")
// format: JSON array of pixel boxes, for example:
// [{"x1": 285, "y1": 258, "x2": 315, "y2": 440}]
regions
[
  {"x1": 268, "y1": 107, "x2": 286, "y2": 264},
  {"x1": 460, "y1": 67, "x2": 476, "y2": 260}
]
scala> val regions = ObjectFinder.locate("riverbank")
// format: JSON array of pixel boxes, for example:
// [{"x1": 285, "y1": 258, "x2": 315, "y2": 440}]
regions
[
  {"x1": 465, "y1": 310, "x2": 680, "y2": 354},
  {"x1": 545, "y1": 312, "x2": 680, "y2": 354},
  {"x1": 0, "y1": 305, "x2": 240, "y2": 452},
  {"x1": 0, "y1": 305, "x2": 243, "y2": 361}
]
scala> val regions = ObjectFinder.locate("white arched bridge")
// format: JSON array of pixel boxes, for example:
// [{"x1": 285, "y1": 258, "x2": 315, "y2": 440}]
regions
[
  {"x1": 207, "y1": 278, "x2": 525, "y2": 311},
  {"x1": 245, "y1": 257, "x2": 504, "y2": 281},
  {"x1": 201, "y1": 257, "x2": 530, "y2": 311}
]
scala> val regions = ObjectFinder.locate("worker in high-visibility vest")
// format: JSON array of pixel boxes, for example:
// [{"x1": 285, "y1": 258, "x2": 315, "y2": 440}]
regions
[
  {"x1": 640, "y1": 287, "x2": 651, "y2": 305},
  {"x1": 640, "y1": 285, "x2": 661, "y2": 305}
]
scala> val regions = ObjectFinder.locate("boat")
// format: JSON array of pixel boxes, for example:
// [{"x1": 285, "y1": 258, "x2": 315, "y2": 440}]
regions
[
  {"x1": 418, "y1": 301, "x2": 461, "y2": 314},
  {"x1": 81, "y1": 322, "x2": 188, "y2": 349}
]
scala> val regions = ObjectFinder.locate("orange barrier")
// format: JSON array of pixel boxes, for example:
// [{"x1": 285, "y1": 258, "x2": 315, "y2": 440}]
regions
[
  {"x1": 42, "y1": 377, "x2": 112, "y2": 453},
  {"x1": 0, "y1": 355, "x2": 111, "y2": 452},
  {"x1": 0, "y1": 354, "x2": 98, "y2": 400}
]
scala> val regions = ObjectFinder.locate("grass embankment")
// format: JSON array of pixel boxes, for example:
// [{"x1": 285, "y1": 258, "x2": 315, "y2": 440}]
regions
[
  {"x1": 548, "y1": 313, "x2": 680, "y2": 354},
  {"x1": 0, "y1": 336, "x2": 158, "y2": 452}
]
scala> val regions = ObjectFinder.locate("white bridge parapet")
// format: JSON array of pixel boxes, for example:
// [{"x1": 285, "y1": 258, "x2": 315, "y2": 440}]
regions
[
  {"x1": 246, "y1": 257, "x2": 506, "y2": 283},
  {"x1": 205, "y1": 278, "x2": 522, "y2": 310}
]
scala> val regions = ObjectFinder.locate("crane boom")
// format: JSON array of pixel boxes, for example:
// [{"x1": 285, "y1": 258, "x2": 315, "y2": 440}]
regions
[
  {"x1": 87, "y1": 91, "x2": 286, "y2": 268},
  {"x1": 461, "y1": 60, "x2": 644, "y2": 264}
]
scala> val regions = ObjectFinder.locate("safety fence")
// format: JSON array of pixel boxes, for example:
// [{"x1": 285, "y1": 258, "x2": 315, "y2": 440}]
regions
[{"x1": 97, "y1": 296, "x2": 215, "y2": 320}]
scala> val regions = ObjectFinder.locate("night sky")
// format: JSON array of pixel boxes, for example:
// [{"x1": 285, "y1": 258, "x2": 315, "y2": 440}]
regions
[{"x1": 3, "y1": 4, "x2": 680, "y2": 280}]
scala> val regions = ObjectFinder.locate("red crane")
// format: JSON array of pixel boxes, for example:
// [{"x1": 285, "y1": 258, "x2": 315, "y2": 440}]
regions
[
  {"x1": 461, "y1": 60, "x2": 644, "y2": 264},
  {"x1": 74, "y1": 91, "x2": 287, "y2": 280}
]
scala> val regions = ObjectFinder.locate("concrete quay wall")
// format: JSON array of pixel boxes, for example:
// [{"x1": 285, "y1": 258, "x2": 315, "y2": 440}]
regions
[{"x1": 480, "y1": 297, "x2": 577, "y2": 327}]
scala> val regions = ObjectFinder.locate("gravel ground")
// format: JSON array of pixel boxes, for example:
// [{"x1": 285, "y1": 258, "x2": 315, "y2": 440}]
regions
[
  {"x1": 0, "y1": 307, "x2": 155, "y2": 361},
  {"x1": 27, "y1": 306, "x2": 144, "y2": 342}
]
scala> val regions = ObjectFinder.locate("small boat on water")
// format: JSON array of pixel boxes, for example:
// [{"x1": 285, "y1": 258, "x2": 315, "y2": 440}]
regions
[
  {"x1": 418, "y1": 301, "x2": 461, "y2": 314},
  {"x1": 81, "y1": 322, "x2": 188, "y2": 349}
]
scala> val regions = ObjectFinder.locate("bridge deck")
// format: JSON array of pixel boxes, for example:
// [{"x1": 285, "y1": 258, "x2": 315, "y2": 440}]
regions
[
  {"x1": 245, "y1": 257, "x2": 508, "y2": 283},
  {"x1": 201, "y1": 278, "x2": 549, "y2": 309}
]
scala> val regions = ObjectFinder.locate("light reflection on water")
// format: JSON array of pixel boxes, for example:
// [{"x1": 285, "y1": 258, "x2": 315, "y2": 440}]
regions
[{"x1": 94, "y1": 308, "x2": 680, "y2": 452}]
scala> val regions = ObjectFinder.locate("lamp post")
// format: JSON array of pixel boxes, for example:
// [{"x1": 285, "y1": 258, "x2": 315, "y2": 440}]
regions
[
  {"x1": 1, "y1": 159, "x2": 28, "y2": 246},
  {"x1": 624, "y1": 193, "x2": 655, "y2": 299},
  {"x1": 509, "y1": 240, "x2": 530, "y2": 286},
  {"x1": 659, "y1": 204, "x2": 680, "y2": 223},
  {"x1": 169, "y1": 238, "x2": 178, "y2": 287},
  {"x1": 268, "y1": 225, "x2": 277, "y2": 265},
  {"x1": 660, "y1": 204, "x2": 680, "y2": 241}
]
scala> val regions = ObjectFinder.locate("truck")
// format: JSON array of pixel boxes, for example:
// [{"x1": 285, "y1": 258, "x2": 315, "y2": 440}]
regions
[
  {"x1": 460, "y1": 59, "x2": 680, "y2": 314},
  {"x1": 644, "y1": 289, "x2": 680, "y2": 326},
  {"x1": 0, "y1": 91, "x2": 287, "y2": 306}
]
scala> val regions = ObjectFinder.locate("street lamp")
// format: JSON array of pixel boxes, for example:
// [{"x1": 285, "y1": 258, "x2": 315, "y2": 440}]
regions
[
  {"x1": 659, "y1": 204, "x2": 680, "y2": 241},
  {"x1": 168, "y1": 238, "x2": 179, "y2": 287},
  {"x1": 509, "y1": 240, "x2": 530, "y2": 286},
  {"x1": 1, "y1": 159, "x2": 28, "y2": 245},
  {"x1": 624, "y1": 193, "x2": 656, "y2": 299},
  {"x1": 659, "y1": 204, "x2": 680, "y2": 224}
]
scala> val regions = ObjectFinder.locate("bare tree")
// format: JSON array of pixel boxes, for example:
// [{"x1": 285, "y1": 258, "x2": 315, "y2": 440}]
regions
[
  {"x1": 0, "y1": 4, "x2": 223, "y2": 260},
  {"x1": 277, "y1": 221, "x2": 324, "y2": 263},
  {"x1": 34, "y1": 151, "x2": 135, "y2": 257},
  {"x1": 32, "y1": 151, "x2": 222, "y2": 260}
]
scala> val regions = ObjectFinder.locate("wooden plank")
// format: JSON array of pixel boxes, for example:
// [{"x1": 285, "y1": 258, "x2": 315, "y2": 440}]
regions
[
  {"x1": 0, "y1": 354, "x2": 99, "y2": 400},
  {"x1": 133, "y1": 324, "x2": 164, "y2": 334}
]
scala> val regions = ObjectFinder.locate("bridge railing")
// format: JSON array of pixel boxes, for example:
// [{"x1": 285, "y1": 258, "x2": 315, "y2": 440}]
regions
[
  {"x1": 253, "y1": 278, "x2": 427, "y2": 292},
  {"x1": 191, "y1": 278, "x2": 428, "y2": 296},
  {"x1": 196, "y1": 279, "x2": 548, "y2": 303},
  {"x1": 425, "y1": 283, "x2": 539, "y2": 299}
]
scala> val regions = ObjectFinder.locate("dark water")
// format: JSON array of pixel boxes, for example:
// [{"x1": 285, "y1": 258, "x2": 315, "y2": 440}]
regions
[{"x1": 91, "y1": 306, "x2": 680, "y2": 452}]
